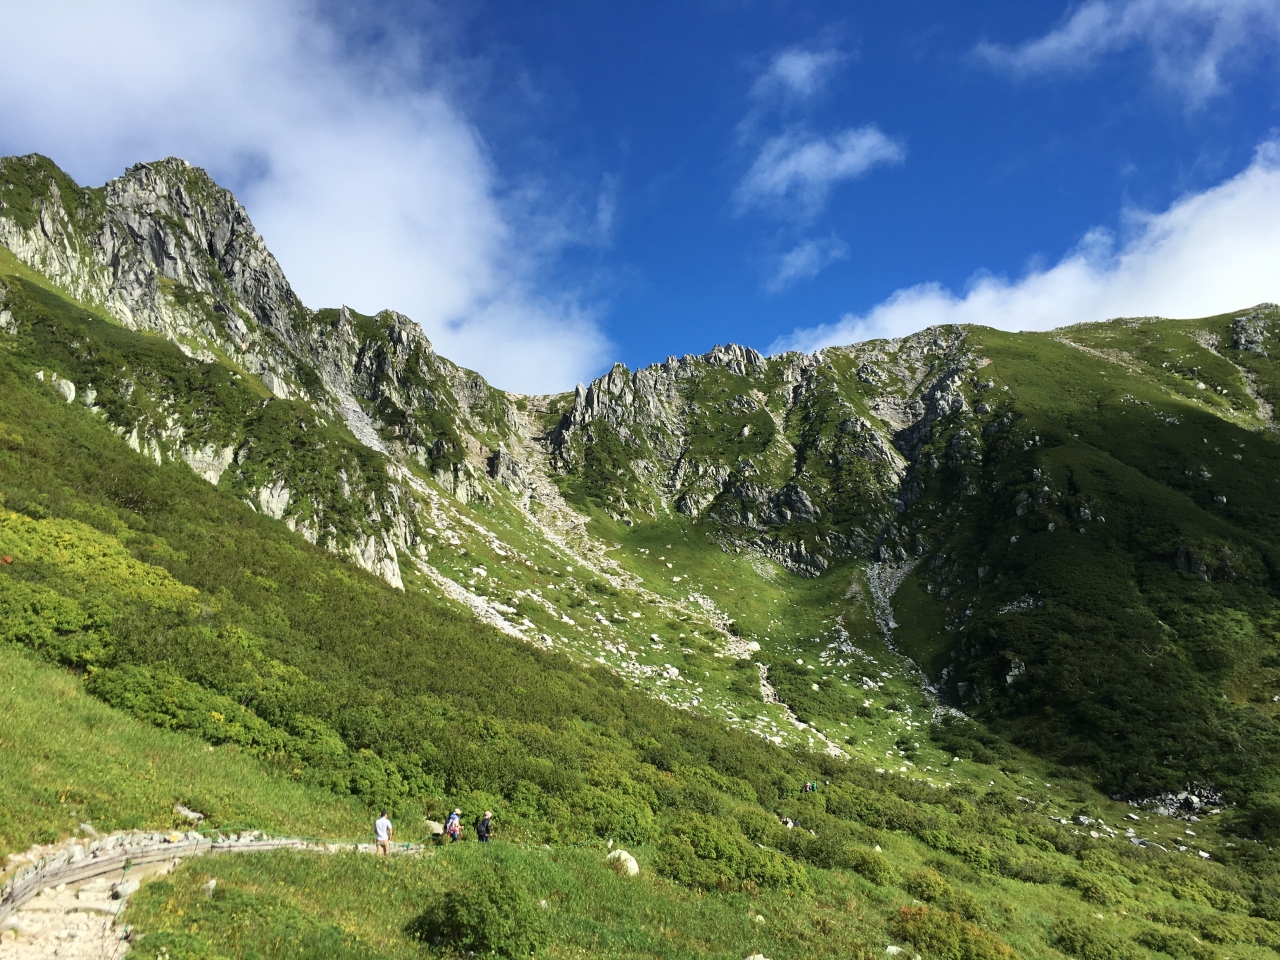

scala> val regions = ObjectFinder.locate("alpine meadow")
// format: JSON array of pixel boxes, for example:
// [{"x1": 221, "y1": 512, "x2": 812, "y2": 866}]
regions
[{"x1": 2, "y1": 151, "x2": 1280, "y2": 960}]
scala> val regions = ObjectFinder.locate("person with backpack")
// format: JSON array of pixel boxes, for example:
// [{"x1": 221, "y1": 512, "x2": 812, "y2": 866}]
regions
[
  {"x1": 445, "y1": 808, "x2": 463, "y2": 843},
  {"x1": 476, "y1": 810, "x2": 493, "y2": 843},
  {"x1": 374, "y1": 811, "x2": 393, "y2": 855}
]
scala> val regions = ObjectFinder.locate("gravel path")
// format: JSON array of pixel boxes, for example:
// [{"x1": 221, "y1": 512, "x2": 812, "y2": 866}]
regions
[{"x1": 0, "y1": 829, "x2": 419, "y2": 959}]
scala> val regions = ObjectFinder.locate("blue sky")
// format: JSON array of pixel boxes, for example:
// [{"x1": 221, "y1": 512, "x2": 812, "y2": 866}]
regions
[
  {"x1": 1, "y1": 1, "x2": 1280, "y2": 391},
  {"x1": 434, "y1": 1, "x2": 1280, "y2": 365}
]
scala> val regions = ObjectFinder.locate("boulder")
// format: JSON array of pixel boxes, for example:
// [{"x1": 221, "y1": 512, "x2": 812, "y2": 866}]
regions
[{"x1": 604, "y1": 848, "x2": 639, "y2": 876}]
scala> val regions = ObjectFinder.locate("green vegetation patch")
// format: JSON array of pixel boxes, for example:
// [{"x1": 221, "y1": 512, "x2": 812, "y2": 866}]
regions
[{"x1": 0, "y1": 646, "x2": 366, "y2": 855}]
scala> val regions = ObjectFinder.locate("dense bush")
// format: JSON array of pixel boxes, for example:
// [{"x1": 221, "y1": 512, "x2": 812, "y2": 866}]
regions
[
  {"x1": 1069, "y1": 871, "x2": 1123, "y2": 907},
  {"x1": 842, "y1": 846, "x2": 894, "y2": 886},
  {"x1": 889, "y1": 906, "x2": 1016, "y2": 960},
  {"x1": 406, "y1": 864, "x2": 547, "y2": 958},
  {"x1": 904, "y1": 867, "x2": 952, "y2": 903},
  {"x1": 653, "y1": 815, "x2": 808, "y2": 893},
  {"x1": 1049, "y1": 918, "x2": 1141, "y2": 960},
  {"x1": 1134, "y1": 927, "x2": 1215, "y2": 960},
  {"x1": 824, "y1": 783, "x2": 939, "y2": 835}
]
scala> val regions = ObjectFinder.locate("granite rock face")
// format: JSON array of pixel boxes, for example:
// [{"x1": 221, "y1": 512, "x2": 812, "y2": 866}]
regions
[
  {"x1": 0, "y1": 154, "x2": 526, "y2": 587},
  {"x1": 0, "y1": 153, "x2": 1000, "y2": 581},
  {"x1": 0, "y1": 153, "x2": 1039, "y2": 583},
  {"x1": 548, "y1": 329, "x2": 977, "y2": 573}
]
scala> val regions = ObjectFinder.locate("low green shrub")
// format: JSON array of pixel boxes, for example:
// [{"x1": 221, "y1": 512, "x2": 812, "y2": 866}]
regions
[
  {"x1": 1070, "y1": 871, "x2": 1124, "y2": 906},
  {"x1": 904, "y1": 867, "x2": 952, "y2": 902},
  {"x1": 890, "y1": 905, "x2": 1017, "y2": 960},
  {"x1": 825, "y1": 783, "x2": 940, "y2": 835},
  {"x1": 999, "y1": 856, "x2": 1063, "y2": 885},
  {"x1": 1050, "y1": 917, "x2": 1141, "y2": 960},
  {"x1": 944, "y1": 888, "x2": 993, "y2": 927},
  {"x1": 653, "y1": 815, "x2": 808, "y2": 893},
  {"x1": 405, "y1": 864, "x2": 547, "y2": 958},
  {"x1": 843, "y1": 846, "x2": 894, "y2": 885},
  {"x1": 921, "y1": 831, "x2": 999, "y2": 872},
  {"x1": 1134, "y1": 927, "x2": 1215, "y2": 960}
]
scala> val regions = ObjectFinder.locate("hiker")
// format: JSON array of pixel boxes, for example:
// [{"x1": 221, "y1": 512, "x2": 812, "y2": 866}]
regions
[
  {"x1": 476, "y1": 810, "x2": 493, "y2": 844},
  {"x1": 375, "y1": 811, "x2": 393, "y2": 855},
  {"x1": 445, "y1": 808, "x2": 463, "y2": 843}
]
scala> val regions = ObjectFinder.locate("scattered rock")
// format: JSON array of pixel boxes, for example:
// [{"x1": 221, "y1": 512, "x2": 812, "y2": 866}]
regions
[
  {"x1": 1232, "y1": 307, "x2": 1273, "y2": 355},
  {"x1": 110, "y1": 879, "x2": 140, "y2": 900},
  {"x1": 174, "y1": 804, "x2": 205, "y2": 823}
]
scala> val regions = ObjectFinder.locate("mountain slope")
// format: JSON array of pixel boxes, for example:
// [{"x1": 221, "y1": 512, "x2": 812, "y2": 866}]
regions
[{"x1": 3, "y1": 153, "x2": 1280, "y2": 958}]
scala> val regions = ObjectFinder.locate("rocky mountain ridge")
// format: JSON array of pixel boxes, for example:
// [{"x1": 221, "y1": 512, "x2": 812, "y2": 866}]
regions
[
  {"x1": 0, "y1": 155, "x2": 531, "y2": 586},
  {"x1": 3, "y1": 152, "x2": 1280, "y2": 816},
  {"x1": 0, "y1": 153, "x2": 983, "y2": 587}
]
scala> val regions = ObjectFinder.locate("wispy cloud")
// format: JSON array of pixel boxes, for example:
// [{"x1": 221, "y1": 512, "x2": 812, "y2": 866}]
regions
[
  {"x1": 975, "y1": 0, "x2": 1280, "y2": 104},
  {"x1": 765, "y1": 237, "x2": 849, "y2": 293},
  {"x1": 772, "y1": 140, "x2": 1280, "y2": 354},
  {"x1": 0, "y1": 0, "x2": 610, "y2": 393},
  {"x1": 752, "y1": 46, "x2": 848, "y2": 102},
  {"x1": 595, "y1": 174, "x2": 619, "y2": 243},
  {"x1": 736, "y1": 126, "x2": 905, "y2": 219}
]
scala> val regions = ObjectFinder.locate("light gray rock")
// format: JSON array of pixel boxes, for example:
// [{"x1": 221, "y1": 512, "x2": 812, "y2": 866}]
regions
[
  {"x1": 604, "y1": 848, "x2": 639, "y2": 876},
  {"x1": 182, "y1": 445, "x2": 236, "y2": 486},
  {"x1": 257, "y1": 480, "x2": 291, "y2": 520},
  {"x1": 51, "y1": 374, "x2": 75, "y2": 403},
  {"x1": 1232, "y1": 306, "x2": 1274, "y2": 355},
  {"x1": 110, "y1": 879, "x2": 139, "y2": 900},
  {"x1": 174, "y1": 804, "x2": 206, "y2": 823}
]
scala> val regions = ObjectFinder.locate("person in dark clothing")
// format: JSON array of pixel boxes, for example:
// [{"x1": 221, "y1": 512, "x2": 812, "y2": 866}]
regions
[{"x1": 476, "y1": 810, "x2": 493, "y2": 843}]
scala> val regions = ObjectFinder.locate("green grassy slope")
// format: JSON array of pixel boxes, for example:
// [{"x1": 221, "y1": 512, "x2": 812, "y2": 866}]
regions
[
  {"x1": 0, "y1": 645, "x2": 368, "y2": 854},
  {"x1": 883, "y1": 323, "x2": 1280, "y2": 818}
]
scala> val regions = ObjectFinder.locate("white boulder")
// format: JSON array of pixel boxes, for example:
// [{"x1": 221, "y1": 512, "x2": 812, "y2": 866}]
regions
[{"x1": 604, "y1": 848, "x2": 639, "y2": 876}]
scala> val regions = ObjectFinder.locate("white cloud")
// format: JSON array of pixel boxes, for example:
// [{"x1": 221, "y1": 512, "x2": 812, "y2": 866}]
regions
[
  {"x1": 0, "y1": 0, "x2": 610, "y2": 393},
  {"x1": 765, "y1": 238, "x2": 849, "y2": 293},
  {"x1": 975, "y1": 0, "x2": 1280, "y2": 104},
  {"x1": 771, "y1": 140, "x2": 1280, "y2": 354},
  {"x1": 736, "y1": 126, "x2": 905, "y2": 218},
  {"x1": 752, "y1": 47, "x2": 847, "y2": 101}
]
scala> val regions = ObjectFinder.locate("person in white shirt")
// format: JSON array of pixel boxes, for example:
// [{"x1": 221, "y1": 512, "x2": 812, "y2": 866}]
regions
[{"x1": 374, "y1": 811, "x2": 393, "y2": 855}]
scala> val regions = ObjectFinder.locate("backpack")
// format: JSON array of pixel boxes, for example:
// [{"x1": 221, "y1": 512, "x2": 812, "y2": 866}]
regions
[{"x1": 447, "y1": 817, "x2": 461, "y2": 838}]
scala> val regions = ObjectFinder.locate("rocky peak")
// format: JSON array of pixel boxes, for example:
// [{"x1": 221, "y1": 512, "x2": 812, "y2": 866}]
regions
[{"x1": 703, "y1": 342, "x2": 765, "y2": 374}]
